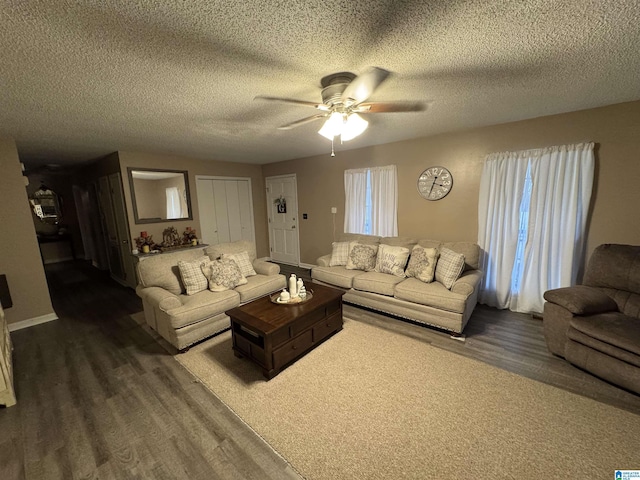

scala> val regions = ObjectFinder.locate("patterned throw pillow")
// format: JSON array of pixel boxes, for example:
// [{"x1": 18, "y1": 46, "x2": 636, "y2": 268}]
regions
[
  {"x1": 221, "y1": 251, "x2": 256, "y2": 277},
  {"x1": 329, "y1": 241, "x2": 351, "y2": 266},
  {"x1": 201, "y1": 258, "x2": 248, "y2": 292},
  {"x1": 375, "y1": 244, "x2": 411, "y2": 277},
  {"x1": 177, "y1": 256, "x2": 210, "y2": 295},
  {"x1": 346, "y1": 242, "x2": 379, "y2": 272},
  {"x1": 435, "y1": 247, "x2": 465, "y2": 289},
  {"x1": 405, "y1": 245, "x2": 439, "y2": 283}
]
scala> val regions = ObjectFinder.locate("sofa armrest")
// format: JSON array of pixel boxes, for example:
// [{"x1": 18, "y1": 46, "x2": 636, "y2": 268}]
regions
[
  {"x1": 317, "y1": 254, "x2": 331, "y2": 267},
  {"x1": 451, "y1": 270, "x2": 483, "y2": 297},
  {"x1": 543, "y1": 285, "x2": 618, "y2": 315},
  {"x1": 253, "y1": 259, "x2": 280, "y2": 276},
  {"x1": 136, "y1": 285, "x2": 182, "y2": 311}
]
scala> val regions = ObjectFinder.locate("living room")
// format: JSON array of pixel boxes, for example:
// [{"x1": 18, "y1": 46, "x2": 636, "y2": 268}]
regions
[{"x1": 2, "y1": 1, "x2": 640, "y2": 479}]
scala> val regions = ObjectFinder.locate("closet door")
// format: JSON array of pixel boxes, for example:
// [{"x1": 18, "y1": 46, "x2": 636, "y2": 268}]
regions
[{"x1": 196, "y1": 177, "x2": 255, "y2": 246}]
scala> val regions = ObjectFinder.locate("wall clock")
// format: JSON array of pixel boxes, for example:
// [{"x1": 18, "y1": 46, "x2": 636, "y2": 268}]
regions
[{"x1": 417, "y1": 166, "x2": 453, "y2": 201}]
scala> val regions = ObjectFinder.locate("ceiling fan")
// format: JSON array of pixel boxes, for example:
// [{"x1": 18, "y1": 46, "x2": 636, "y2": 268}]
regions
[{"x1": 255, "y1": 67, "x2": 426, "y2": 147}]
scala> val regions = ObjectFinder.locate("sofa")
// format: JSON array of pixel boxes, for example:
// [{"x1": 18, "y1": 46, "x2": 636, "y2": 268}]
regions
[
  {"x1": 311, "y1": 234, "x2": 483, "y2": 335},
  {"x1": 543, "y1": 244, "x2": 640, "y2": 394},
  {"x1": 136, "y1": 240, "x2": 286, "y2": 350}
]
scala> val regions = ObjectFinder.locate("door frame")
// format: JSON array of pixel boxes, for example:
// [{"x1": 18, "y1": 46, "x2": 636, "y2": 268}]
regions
[
  {"x1": 195, "y1": 175, "x2": 256, "y2": 245},
  {"x1": 265, "y1": 174, "x2": 300, "y2": 265}
]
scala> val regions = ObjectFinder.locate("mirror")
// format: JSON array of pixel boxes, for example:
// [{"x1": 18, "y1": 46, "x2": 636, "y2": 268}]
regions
[
  {"x1": 29, "y1": 183, "x2": 63, "y2": 225},
  {"x1": 127, "y1": 168, "x2": 193, "y2": 224}
]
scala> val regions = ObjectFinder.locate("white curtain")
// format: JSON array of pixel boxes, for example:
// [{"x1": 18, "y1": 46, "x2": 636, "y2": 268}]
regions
[
  {"x1": 166, "y1": 187, "x2": 181, "y2": 219},
  {"x1": 478, "y1": 143, "x2": 594, "y2": 313},
  {"x1": 344, "y1": 168, "x2": 368, "y2": 234},
  {"x1": 370, "y1": 165, "x2": 398, "y2": 237},
  {"x1": 344, "y1": 165, "x2": 398, "y2": 236}
]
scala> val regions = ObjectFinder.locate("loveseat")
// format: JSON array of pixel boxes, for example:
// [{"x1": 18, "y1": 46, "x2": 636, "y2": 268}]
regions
[
  {"x1": 543, "y1": 244, "x2": 640, "y2": 394},
  {"x1": 136, "y1": 240, "x2": 286, "y2": 350},
  {"x1": 311, "y1": 234, "x2": 483, "y2": 335}
]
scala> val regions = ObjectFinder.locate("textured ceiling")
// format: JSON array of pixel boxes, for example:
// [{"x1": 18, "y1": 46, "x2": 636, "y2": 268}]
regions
[{"x1": 2, "y1": 0, "x2": 640, "y2": 168}]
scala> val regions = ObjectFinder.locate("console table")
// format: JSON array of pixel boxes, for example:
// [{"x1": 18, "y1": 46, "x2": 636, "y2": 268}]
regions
[{"x1": 0, "y1": 302, "x2": 16, "y2": 407}]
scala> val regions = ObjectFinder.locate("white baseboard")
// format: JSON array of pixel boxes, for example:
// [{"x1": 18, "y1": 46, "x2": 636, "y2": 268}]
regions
[
  {"x1": 9, "y1": 312, "x2": 58, "y2": 332},
  {"x1": 298, "y1": 262, "x2": 315, "y2": 270}
]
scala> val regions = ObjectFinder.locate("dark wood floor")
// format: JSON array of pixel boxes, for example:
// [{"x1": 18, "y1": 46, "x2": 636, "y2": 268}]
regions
[{"x1": 1, "y1": 261, "x2": 639, "y2": 479}]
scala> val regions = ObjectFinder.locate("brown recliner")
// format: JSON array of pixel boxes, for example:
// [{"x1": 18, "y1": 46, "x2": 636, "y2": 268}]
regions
[{"x1": 542, "y1": 244, "x2": 640, "y2": 394}]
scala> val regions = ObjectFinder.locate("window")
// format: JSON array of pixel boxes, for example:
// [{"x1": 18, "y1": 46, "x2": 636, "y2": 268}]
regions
[
  {"x1": 344, "y1": 165, "x2": 398, "y2": 237},
  {"x1": 478, "y1": 143, "x2": 594, "y2": 314}
]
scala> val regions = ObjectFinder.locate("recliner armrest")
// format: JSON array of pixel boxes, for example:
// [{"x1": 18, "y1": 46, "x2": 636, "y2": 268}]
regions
[
  {"x1": 253, "y1": 259, "x2": 280, "y2": 276},
  {"x1": 543, "y1": 285, "x2": 618, "y2": 315}
]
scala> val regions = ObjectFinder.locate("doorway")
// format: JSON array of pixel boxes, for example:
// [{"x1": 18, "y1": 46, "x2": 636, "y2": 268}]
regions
[{"x1": 265, "y1": 174, "x2": 300, "y2": 265}]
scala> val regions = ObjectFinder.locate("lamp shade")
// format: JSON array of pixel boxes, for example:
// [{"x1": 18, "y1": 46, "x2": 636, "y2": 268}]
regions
[
  {"x1": 318, "y1": 112, "x2": 368, "y2": 141},
  {"x1": 318, "y1": 112, "x2": 344, "y2": 140},
  {"x1": 341, "y1": 113, "x2": 368, "y2": 141}
]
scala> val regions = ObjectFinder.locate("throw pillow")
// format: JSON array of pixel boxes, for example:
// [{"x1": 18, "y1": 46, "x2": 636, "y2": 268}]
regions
[
  {"x1": 329, "y1": 241, "x2": 351, "y2": 266},
  {"x1": 346, "y1": 242, "x2": 379, "y2": 272},
  {"x1": 405, "y1": 245, "x2": 439, "y2": 283},
  {"x1": 221, "y1": 251, "x2": 257, "y2": 277},
  {"x1": 201, "y1": 258, "x2": 248, "y2": 292},
  {"x1": 177, "y1": 255, "x2": 210, "y2": 295},
  {"x1": 375, "y1": 244, "x2": 411, "y2": 277},
  {"x1": 435, "y1": 247, "x2": 465, "y2": 289}
]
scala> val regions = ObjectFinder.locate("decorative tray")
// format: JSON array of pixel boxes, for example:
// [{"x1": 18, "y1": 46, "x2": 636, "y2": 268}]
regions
[{"x1": 270, "y1": 290, "x2": 313, "y2": 305}]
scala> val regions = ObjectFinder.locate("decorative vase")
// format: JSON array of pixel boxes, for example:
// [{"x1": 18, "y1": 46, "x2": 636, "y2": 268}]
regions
[{"x1": 289, "y1": 274, "x2": 297, "y2": 297}]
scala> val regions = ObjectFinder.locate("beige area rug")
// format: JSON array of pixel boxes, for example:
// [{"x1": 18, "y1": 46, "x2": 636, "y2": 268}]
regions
[{"x1": 172, "y1": 317, "x2": 640, "y2": 479}]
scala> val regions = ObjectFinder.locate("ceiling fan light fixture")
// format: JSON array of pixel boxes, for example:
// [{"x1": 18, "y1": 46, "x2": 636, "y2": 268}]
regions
[
  {"x1": 318, "y1": 111, "x2": 344, "y2": 140},
  {"x1": 340, "y1": 113, "x2": 368, "y2": 141}
]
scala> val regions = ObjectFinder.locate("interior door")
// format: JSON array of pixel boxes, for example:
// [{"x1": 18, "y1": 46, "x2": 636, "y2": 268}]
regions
[
  {"x1": 266, "y1": 175, "x2": 299, "y2": 265},
  {"x1": 196, "y1": 177, "x2": 255, "y2": 246},
  {"x1": 108, "y1": 173, "x2": 137, "y2": 289}
]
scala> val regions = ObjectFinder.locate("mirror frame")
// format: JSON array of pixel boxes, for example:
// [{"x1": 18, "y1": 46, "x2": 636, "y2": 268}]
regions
[{"x1": 127, "y1": 167, "x2": 193, "y2": 224}]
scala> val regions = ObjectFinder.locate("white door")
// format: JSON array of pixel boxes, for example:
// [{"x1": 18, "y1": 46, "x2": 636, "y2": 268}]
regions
[
  {"x1": 196, "y1": 177, "x2": 255, "y2": 246},
  {"x1": 266, "y1": 175, "x2": 299, "y2": 265}
]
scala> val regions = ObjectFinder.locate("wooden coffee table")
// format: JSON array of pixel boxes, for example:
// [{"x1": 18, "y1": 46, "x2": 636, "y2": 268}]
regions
[{"x1": 226, "y1": 283, "x2": 344, "y2": 379}]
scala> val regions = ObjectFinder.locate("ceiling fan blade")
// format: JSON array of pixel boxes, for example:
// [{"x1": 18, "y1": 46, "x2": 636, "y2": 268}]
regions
[
  {"x1": 254, "y1": 95, "x2": 329, "y2": 111},
  {"x1": 354, "y1": 101, "x2": 427, "y2": 113},
  {"x1": 277, "y1": 113, "x2": 328, "y2": 130},
  {"x1": 341, "y1": 67, "x2": 391, "y2": 105}
]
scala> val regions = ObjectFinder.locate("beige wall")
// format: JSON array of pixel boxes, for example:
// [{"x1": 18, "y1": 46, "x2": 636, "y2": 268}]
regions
[
  {"x1": 117, "y1": 151, "x2": 270, "y2": 257},
  {"x1": 262, "y1": 100, "x2": 640, "y2": 267},
  {"x1": 0, "y1": 138, "x2": 55, "y2": 325}
]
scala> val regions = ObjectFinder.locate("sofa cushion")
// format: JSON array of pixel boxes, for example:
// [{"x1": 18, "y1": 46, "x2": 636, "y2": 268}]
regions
[
  {"x1": 543, "y1": 285, "x2": 618, "y2": 315},
  {"x1": 164, "y1": 289, "x2": 240, "y2": 329},
  {"x1": 221, "y1": 251, "x2": 257, "y2": 277},
  {"x1": 417, "y1": 239, "x2": 443, "y2": 250},
  {"x1": 375, "y1": 244, "x2": 410, "y2": 278},
  {"x1": 329, "y1": 241, "x2": 351, "y2": 266},
  {"x1": 380, "y1": 236, "x2": 418, "y2": 250},
  {"x1": 435, "y1": 247, "x2": 466, "y2": 289},
  {"x1": 442, "y1": 242, "x2": 480, "y2": 271},
  {"x1": 353, "y1": 272, "x2": 406, "y2": 297},
  {"x1": 346, "y1": 243, "x2": 379, "y2": 272},
  {"x1": 201, "y1": 258, "x2": 248, "y2": 292},
  {"x1": 394, "y1": 278, "x2": 467, "y2": 314},
  {"x1": 337, "y1": 233, "x2": 381, "y2": 245},
  {"x1": 137, "y1": 248, "x2": 209, "y2": 295},
  {"x1": 569, "y1": 313, "x2": 640, "y2": 357},
  {"x1": 205, "y1": 240, "x2": 257, "y2": 262},
  {"x1": 235, "y1": 274, "x2": 286, "y2": 304},
  {"x1": 177, "y1": 256, "x2": 210, "y2": 295},
  {"x1": 405, "y1": 245, "x2": 439, "y2": 283},
  {"x1": 312, "y1": 266, "x2": 366, "y2": 288}
]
